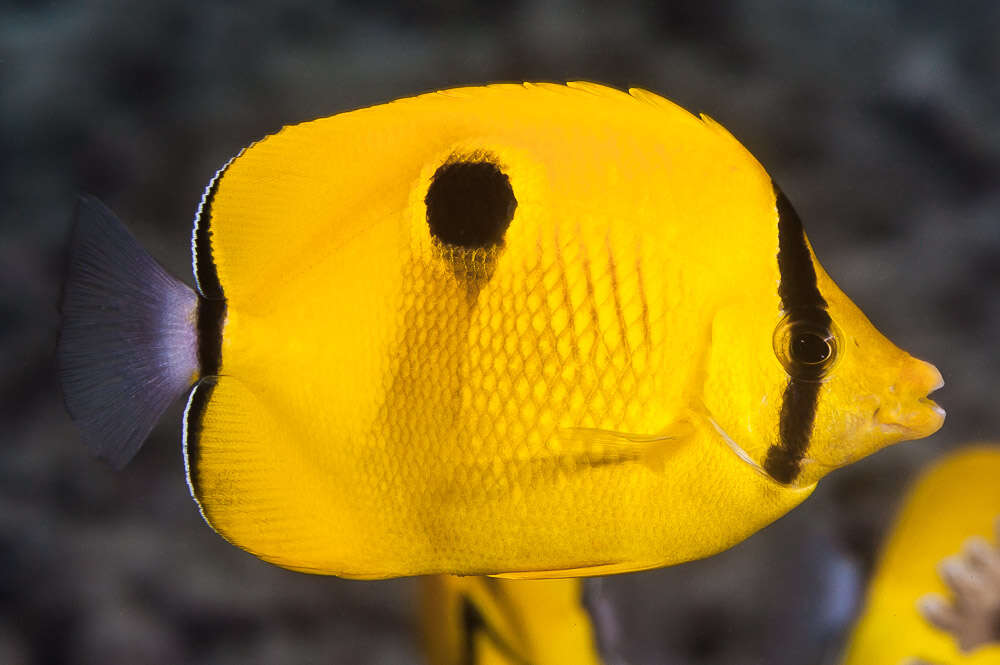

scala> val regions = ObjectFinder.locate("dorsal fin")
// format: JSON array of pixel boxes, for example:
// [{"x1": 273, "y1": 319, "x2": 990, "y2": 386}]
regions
[{"x1": 197, "y1": 81, "x2": 716, "y2": 311}]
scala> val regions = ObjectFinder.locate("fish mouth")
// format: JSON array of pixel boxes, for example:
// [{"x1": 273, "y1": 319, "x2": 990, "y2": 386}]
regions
[
  {"x1": 918, "y1": 371, "x2": 947, "y2": 429},
  {"x1": 925, "y1": 369, "x2": 946, "y2": 424},
  {"x1": 878, "y1": 369, "x2": 946, "y2": 438},
  {"x1": 878, "y1": 397, "x2": 946, "y2": 438},
  {"x1": 921, "y1": 395, "x2": 946, "y2": 419}
]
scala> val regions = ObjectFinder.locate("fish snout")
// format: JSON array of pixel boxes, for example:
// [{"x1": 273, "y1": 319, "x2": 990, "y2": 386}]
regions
[{"x1": 875, "y1": 358, "x2": 946, "y2": 439}]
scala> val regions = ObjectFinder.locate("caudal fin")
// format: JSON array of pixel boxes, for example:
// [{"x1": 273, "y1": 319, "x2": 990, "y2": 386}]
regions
[{"x1": 58, "y1": 196, "x2": 200, "y2": 468}]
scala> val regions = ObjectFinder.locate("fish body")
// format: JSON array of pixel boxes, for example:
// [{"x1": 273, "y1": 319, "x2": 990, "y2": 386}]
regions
[
  {"x1": 842, "y1": 447, "x2": 1000, "y2": 664},
  {"x1": 58, "y1": 82, "x2": 944, "y2": 579},
  {"x1": 421, "y1": 575, "x2": 605, "y2": 665}
]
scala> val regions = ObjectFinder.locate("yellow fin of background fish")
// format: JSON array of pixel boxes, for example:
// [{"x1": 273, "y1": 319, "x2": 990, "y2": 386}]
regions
[
  {"x1": 421, "y1": 575, "x2": 606, "y2": 665},
  {"x1": 841, "y1": 446, "x2": 1000, "y2": 665},
  {"x1": 60, "y1": 81, "x2": 944, "y2": 579}
]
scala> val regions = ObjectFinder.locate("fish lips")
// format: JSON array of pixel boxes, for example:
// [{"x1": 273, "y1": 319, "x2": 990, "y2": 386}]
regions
[{"x1": 875, "y1": 363, "x2": 946, "y2": 440}]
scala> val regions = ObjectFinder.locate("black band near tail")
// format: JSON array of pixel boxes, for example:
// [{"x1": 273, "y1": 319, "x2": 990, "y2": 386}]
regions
[
  {"x1": 193, "y1": 167, "x2": 226, "y2": 300},
  {"x1": 193, "y1": 162, "x2": 228, "y2": 377},
  {"x1": 764, "y1": 186, "x2": 830, "y2": 484},
  {"x1": 197, "y1": 297, "x2": 226, "y2": 376},
  {"x1": 183, "y1": 376, "x2": 217, "y2": 508}
]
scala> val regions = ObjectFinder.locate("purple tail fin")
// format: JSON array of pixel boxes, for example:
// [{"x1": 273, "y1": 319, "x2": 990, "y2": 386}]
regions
[{"x1": 58, "y1": 196, "x2": 200, "y2": 468}]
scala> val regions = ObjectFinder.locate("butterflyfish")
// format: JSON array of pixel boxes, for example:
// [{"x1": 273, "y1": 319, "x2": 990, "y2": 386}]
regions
[
  {"x1": 842, "y1": 446, "x2": 1000, "y2": 664},
  {"x1": 421, "y1": 575, "x2": 607, "y2": 665},
  {"x1": 58, "y1": 82, "x2": 945, "y2": 579}
]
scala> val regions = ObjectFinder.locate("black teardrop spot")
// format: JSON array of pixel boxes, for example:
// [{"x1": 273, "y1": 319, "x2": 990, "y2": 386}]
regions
[{"x1": 425, "y1": 157, "x2": 517, "y2": 249}]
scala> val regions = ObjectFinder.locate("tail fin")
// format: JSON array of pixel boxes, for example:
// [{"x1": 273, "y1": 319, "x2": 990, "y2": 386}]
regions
[{"x1": 58, "y1": 196, "x2": 200, "y2": 468}]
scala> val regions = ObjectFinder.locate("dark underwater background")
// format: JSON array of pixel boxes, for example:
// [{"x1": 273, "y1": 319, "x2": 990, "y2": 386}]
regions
[{"x1": 2, "y1": 1, "x2": 999, "y2": 663}]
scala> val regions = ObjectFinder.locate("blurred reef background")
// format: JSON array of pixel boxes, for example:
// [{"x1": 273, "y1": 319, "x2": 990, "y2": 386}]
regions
[{"x1": 2, "y1": 1, "x2": 998, "y2": 663}]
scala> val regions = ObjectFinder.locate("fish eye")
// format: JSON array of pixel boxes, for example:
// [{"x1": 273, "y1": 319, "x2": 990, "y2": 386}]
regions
[
  {"x1": 791, "y1": 331, "x2": 831, "y2": 365},
  {"x1": 772, "y1": 312, "x2": 840, "y2": 380}
]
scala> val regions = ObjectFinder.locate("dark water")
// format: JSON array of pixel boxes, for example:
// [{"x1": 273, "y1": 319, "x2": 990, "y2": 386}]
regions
[{"x1": 2, "y1": 1, "x2": 998, "y2": 663}]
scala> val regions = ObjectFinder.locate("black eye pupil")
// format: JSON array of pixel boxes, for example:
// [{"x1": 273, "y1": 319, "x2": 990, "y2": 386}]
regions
[
  {"x1": 791, "y1": 332, "x2": 831, "y2": 365},
  {"x1": 772, "y1": 312, "x2": 840, "y2": 380}
]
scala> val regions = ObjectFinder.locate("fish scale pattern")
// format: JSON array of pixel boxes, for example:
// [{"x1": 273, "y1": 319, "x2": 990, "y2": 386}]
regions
[
  {"x1": 374, "y1": 227, "x2": 663, "y2": 521},
  {"x1": 162, "y1": 79, "x2": 948, "y2": 583}
]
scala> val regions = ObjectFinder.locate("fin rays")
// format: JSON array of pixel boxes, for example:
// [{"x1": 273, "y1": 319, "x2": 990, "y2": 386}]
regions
[{"x1": 58, "y1": 196, "x2": 199, "y2": 468}]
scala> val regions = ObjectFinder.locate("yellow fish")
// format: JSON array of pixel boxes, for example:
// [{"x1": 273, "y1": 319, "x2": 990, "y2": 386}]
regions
[
  {"x1": 421, "y1": 575, "x2": 606, "y2": 665},
  {"x1": 58, "y1": 82, "x2": 945, "y2": 579},
  {"x1": 841, "y1": 446, "x2": 1000, "y2": 665}
]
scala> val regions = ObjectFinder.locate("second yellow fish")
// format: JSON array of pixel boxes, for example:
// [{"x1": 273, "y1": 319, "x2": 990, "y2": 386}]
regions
[{"x1": 58, "y1": 82, "x2": 945, "y2": 578}]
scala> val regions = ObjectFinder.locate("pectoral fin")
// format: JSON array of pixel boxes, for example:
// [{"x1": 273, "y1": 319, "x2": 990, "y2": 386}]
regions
[{"x1": 552, "y1": 419, "x2": 695, "y2": 470}]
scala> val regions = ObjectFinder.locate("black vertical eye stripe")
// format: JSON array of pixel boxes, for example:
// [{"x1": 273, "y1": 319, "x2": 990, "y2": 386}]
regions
[
  {"x1": 767, "y1": 380, "x2": 822, "y2": 484},
  {"x1": 775, "y1": 188, "x2": 827, "y2": 314},
  {"x1": 764, "y1": 186, "x2": 832, "y2": 485}
]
